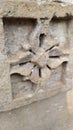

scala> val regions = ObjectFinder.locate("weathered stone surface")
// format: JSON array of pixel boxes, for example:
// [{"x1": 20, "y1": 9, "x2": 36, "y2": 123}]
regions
[
  {"x1": 0, "y1": 0, "x2": 72, "y2": 112},
  {"x1": 0, "y1": 1, "x2": 73, "y2": 130}
]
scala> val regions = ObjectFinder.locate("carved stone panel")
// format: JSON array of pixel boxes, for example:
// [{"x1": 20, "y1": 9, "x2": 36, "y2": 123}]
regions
[{"x1": 0, "y1": 1, "x2": 73, "y2": 111}]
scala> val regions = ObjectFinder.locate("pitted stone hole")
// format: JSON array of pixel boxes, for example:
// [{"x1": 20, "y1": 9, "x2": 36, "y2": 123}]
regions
[
  {"x1": 62, "y1": 61, "x2": 68, "y2": 84},
  {"x1": 49, "y1": 56, "x2": 60, "y2": 58},
  {"x1": 39, "y1": 68, "x2": 41, "y2": 77},
  {"x1": 39, "y1": 34, "x2": 46, "y2": 47},
  {"x1": 8, "y1": 10, "x2": 11, "y2": 14},
  {"x1": 47, "y1": 65, "x2": 51, "y2": 70},
  {"x1": 19, "y1": 61, "x2": 31, "y2": 66},
  {"x1": 29, "y1": 49, "x2": 36, "y2": 55},
  {"x1": 19, "y1": 62, "x2": 28, "y2": 66}
]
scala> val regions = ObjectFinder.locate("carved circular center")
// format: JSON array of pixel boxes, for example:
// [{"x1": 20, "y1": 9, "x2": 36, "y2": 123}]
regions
[{"x1": 31, "y1": 48, "x2": 49, "y2": 68}]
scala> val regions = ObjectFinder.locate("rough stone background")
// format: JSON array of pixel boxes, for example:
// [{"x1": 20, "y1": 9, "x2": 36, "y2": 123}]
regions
[{"x1": 0, "y1": 0, "x2": 73, "y2": 130}]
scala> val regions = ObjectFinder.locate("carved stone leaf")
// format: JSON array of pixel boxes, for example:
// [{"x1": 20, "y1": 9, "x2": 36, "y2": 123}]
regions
[{"x1": 10, "y1": 62, "x2": 34, "y2": 76}]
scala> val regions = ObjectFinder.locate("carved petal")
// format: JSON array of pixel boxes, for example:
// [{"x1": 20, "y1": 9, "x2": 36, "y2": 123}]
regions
[
  {"x1": 49, "y1": 46, "x2": 70, "y2": 57},
  {"x1": 49, "y1": 47, "x2": 62, "y2": 57},
  {"x1": 30, "y1": 66, "x2": 40, "y2": 84},
  {"x1": 10, "y1": 62, "x2": 34, "y2": 76},
  {"x1": 48, "y1": 56, "x2": 68, "y2": 69},
  {"x1": 8, "y1": 51, "x2": 31, "y2": 65},
  {"x1": 42, "y1": 36, "x2": 56, "y2": 51},
  {"x1": 40, "y1": 66, "x2": 51, "y2": 87}
]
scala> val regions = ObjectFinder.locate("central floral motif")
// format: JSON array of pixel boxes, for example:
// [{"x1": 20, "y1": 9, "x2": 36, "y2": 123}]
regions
[{"x1": 10, "y1": 34, "x2": 68, "y2": 88}]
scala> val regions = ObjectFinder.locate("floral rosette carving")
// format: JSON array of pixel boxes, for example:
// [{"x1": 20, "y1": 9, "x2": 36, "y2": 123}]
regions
[{"x1": 10, "y1": 32, "x2": 68, "y2": 88}]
